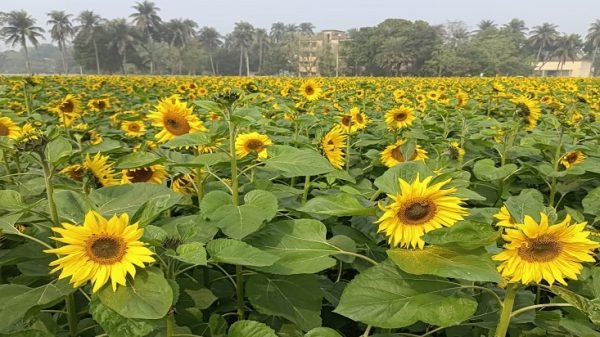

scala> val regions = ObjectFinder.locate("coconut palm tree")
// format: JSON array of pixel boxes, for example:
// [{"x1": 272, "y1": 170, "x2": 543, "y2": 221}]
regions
[
  {"x1": 164, "y1": 18, "x2": 197, "y2": 74},
  {"x1": 232, "y1": 21, "x2": 254, "y2": 76},
  {"x1": 554, "y1": 34, "x2": 583, "y2": 72},
  {"x1": 75, "y1": 10, "x2": 105, "y2": 74},
  {"x1": 47, "y1": 10, "x2": 74, "y2": 74},
  {"x1": 107, "y1": 18, "x2": 137, "y2": 74},
  {"x1": 475, "y1": 20, "x2": 497, "y2": 34},
  {"x1": 254, "y1": 28, "x2": 270, "y2": 74},
  {"x1": 270, "y1": 22, "x2": 286, "y2": 44},
  {"x1": 299, "y1": 22, "x2": 315, "y2": 36},
  {"x1": 0, "y1": 10, "x2": 45, "y2": 74},
  {"x1": 198, "y1": 26, "x2": 222, "y2": 75},
  {"x1": 130, "y1": 0, "x2": 162, "y2": 73},
  {"x1": 529, "y1": 23, "x2": 559, "y2": 67},
  {"x1": 586, "y1": 20, "x2": 600, "y2": 76}
]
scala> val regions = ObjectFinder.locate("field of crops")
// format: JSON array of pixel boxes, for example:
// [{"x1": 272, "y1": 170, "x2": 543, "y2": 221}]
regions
[{"x1": 1, "y1": 75, "x2": 600, "y2": 337}]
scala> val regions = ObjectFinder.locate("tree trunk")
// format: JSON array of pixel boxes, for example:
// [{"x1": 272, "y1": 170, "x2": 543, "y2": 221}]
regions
[
  {"x1": 23, "y1": 41, "x2": 31, "y2": 74},
  {"x1": 178, "y1": 49, "x2": 183, "y2": 75},
  {"x1": 244, "y1": 48, "x2": 250, "y2": 76},
  {"x1": 258, "y1": 39, "x2": 263, "y2": 74},
  {"x1": 149, "y1": 38, "x2": 154, "y2": 74},
  {"x1": 238, "y1": 48, "x2": 243, "y2": 76},
  {"x1": 93, "y1": 38, "x2": 101, "y2": 74},
  {"x1": 122, "y1": 47, "x2": 127, "y2": 75},
  {"x1": 591, "y1": 48, "x2": 598, "y2": 77},
  {"x1": 209, "y1": 54, "x2": 216, "y2": 75},
  {"x1": 60, "y1": 43, "x2": 68, "y2": 74},
  {"x1": 534, "y1": 45, "x2": 543, "y2": 74}
]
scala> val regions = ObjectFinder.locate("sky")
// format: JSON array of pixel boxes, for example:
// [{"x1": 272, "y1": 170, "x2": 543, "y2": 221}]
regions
[{"x1": 1, "y1": 0, "x2": 599, "y2": 49}]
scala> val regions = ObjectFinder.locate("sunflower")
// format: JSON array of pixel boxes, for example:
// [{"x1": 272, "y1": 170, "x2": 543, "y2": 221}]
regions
[
  {"x1": 121, "y1": 165, "x2": 168, "y2": 184},
  {"x1": 0, "y1": 116, "x2": 21, "y2": 139},
  {"x1": 385, "y1": 107, "x2": 416, "y2": 130},
  {"x1": 494, "y1": 206, "x2": 517, "y2": 228},
  {"x1": 87, "y1": 98, "x2": 111, "y2": 112},
  {"x1": 61, "y1": 164, "x2": 86, "y2": 182},
  {"x1": 321, "y1": 126, "x2": 347, "y2": 170},
  {"x1": 299, "y1": 80, "x2": 321, "y2": 101},
  {"x1": 339, "y1": 108, "x2": 368, "y2": 133},
  {"x1": 456, "y1": 91, "x2": 469, "y2": 107},
  {"x1": 380, "y1": 140, "x2": 428, "y2": 168},
  {"x1": 44, "y1": 211, "x2": 155, "y2": 293},
  {"x1": 560, "y1": 151, "x2": 585, "y2": 169},
  {"x1": 171, "y1": 173, "x2": 196, "y2": 194},
  {"x1": 147, "y1": 96, "x2": 207, "y2": 143},
  {"x1": 121, "y1": 121, "x2": 146, "y2": 138},
  {"x1": 53, "y1": 94, "x2": 82, "y2": 116},
  {"x1": 376, "y1": 174, "x2": 468, "y2": 249},
  {"x1": 89, "y1": 130, "x2": 103, "y2": 145},
  {"x1": 235, "y1": 132, "x2": 272, "y2": 159},
  {"x1": 449, "y1": 141, "x2": 465, "y2": 161},
  {"x1": 512, "y1": 96, "x2": 541, "y2": 130},
  {"x1": 84, "y1": 153, "x2": 118, "y2": 187},
  {"x1": 197, "y1": 138, "x2": 223, "y2": 154},
  {"x1": 493, "y1": 213, "x2": 599, "y2": 285}
]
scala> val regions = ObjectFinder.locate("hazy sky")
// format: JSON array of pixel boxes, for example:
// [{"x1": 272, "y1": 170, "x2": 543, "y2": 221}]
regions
[{"x1": 1, "y1": 0, "x2": 599, "y2": 47}]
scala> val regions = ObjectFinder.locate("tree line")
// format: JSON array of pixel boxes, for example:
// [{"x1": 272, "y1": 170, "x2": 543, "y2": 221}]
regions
[{"x1": 1, "y1": 1, "x2": 599, "y2": 76}]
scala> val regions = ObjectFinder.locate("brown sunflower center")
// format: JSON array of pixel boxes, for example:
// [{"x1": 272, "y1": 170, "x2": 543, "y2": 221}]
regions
[
  {"x1": 86, "y1": 235, "x2": 126, "y2": 264},
  {"x1": 341, "y1": 115, "x2": 352, "y2": 127},
  {"x1": 566, "y1": 153, "x2": 579, "y2": 163},
  {"x1": 394, "y1": 112, "x2": 407, "y2": 122},
  {"x1": 127, "y1": 168, "x2": 154, "y2": 183},
  {"x1": 128, "y1": 123, "x2": 140, "y2": 132},
  {"x1": 0, "y1": 123, "x2": 9, "y2": 136},
  {"x1": 96, "y1": 101, "x2": 106, "y2": 109},
  {"x1": 398, "y1": 199, "x2": 437, "y2": 225},
  {"x1": 390, "y1": 146, "x2": 405, "y2": 162},
  {"x1": 164, "y1": 114, "x2": 190, "y2": 136},
  {"x1": 518, "y1": 235, "x2": 562, "y2": 262},
  {"x1": 517, "y1": 103, "x2": 530, "y2": 116},
  {"x1": 304, "y1": 85, "x2": 315, "y2": 96},
  {"x1": 60, "y1": 100, "x2": 75, "y2": 113},
  {"x1": 245, "y1": 139, "x2": 264, "y2": 152}
]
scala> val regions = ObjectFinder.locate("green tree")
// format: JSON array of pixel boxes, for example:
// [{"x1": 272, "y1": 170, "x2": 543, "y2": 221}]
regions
[
  {"x1": 75, "y1": 10, "x2": 105, "y2": 74},
  {"x1": 528, "y1": 23, "x2": 559, "y2": 70},
  {"x1": 47, "y1": 10, "x2": 74, "y2": 74},
  {"x1": 0, "y1": 10, "x2": 45, "y2": 74},
  {"x1": 106, "y1": 18, "x2": 138, "y2": 74},
  {"x1": 163, "y1": 18, "x2": 197, "y2": 74},
  {"x1": 198, "y1": 26, "x2": 222, "y2": 74},
  {"x1": 253, "y1": 28, "x2": 269, "y2": 74},
  {"x1": 553, "y1": 34, "x2": 583, "y2": 71},
  {"x1": 586, "y1": 20, "x2": 600, "y2": 76},
  {"x1": 130, "y1": 0, "x2": 162, "y2": 73},
  {"x1": 232, "y1": 21, "x2": 254, "y2": 76}
]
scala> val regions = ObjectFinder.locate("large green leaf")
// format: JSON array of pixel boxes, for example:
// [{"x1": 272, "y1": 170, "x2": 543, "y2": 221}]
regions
[
  {"x1": 97, "y1": 268, "x2": 172, "y2": 320},
  {"x1": 162, "y1": 132, "x2": 212, "y2": 148},
  {"x1": 0, "y1": 280, "x2": 75, "y2": 333},
  {"x1": 89, "y1": 297, "x2": 164, "y2": 337},
  {"x1": 200, "y1": 191, "x2": 232, "y2": 215},
  {"x1": 244, "y1": 190, "x2": 278, "y2": 220},
  {"x1": 166, "y1": 242, "x2": 207, "y2": 266},
  {"x1": 264, "y1": 146, "x2": 334, "y2": 178},
  {"x1": 246, "y1": 274, "x2": 322, "y2": 331},
  {"x1": 114, "y1": 151, "x2": 164, "y2": 169},
  {"x1": 297, "y1": 193, "x2": 376, "y2": 217},
  {"x1": 89, "y1": 184, "x2": 182, "y2": 218},
  {"x1": 45, "y1": 136, "x2": 72, "y2": 166},
  {"x1": 0, "y1": 190, "x2": 25, "y2": 212},
  {"x1": 206, "y1": 239, "x2": 279, "y2": 267},
  {"x1": 228, "y1": 320, "x2": 278, "y2": 337},
  {"x1": 387, "y1": 246, "x2": 502, "y2": 282},
  {"x1": 304, "y1": 327, "x2": 342, "y2": 337},
  {"x1": 248, "y1": 219, "x2": 355, "y2": 275},
  {"x1": 422, "y1": 220, "x2": 501, "y2": 249},
  {"x1": 334, "y1": 260, "x2": 477, "y2": 328},
  {"x1": 53, "y1": 190, "x2": 94, "y2": 223},
  {"x1": 373, "y1": 161, "x2": 434, "y2": 195},
  {"x1": 0, "y1": 213, "x2": 23, "y2": 235},
  {"x1": 583, "y1": 187, "x2": 600, "y2": 217},
  {"x1": 473, "y1": 159, "x2": 518, "y2": 181},
  {"x1": 549, "y1": 286, "x2": 600, "y2": 325},
  {"x1": 504, "y1": 189, "x2": 545, "y2": 223}
]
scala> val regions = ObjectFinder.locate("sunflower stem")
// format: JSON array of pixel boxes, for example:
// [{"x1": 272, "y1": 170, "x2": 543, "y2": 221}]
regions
[
  {"x1": 494, "y1": 283, "x2": 519, "y2": 337},
  {"x1": 166, "y1": 311, "x2": 176, "y2": 337},
  {"x1": 549, "y1": 127, "x2": 564, "y2": 208},
  {"x1": 301, "y1": 175, "x2": 311, "y2": 204},
  {"x1": 345, "y1": 127, "x2": 351, "y2": 172},
  {"x1": 2, "y1": 151, "x2": 13, "y2": 184},
  {"x1": 40, "y1": 154, "x2": 60, "y2": 227},
  {"x1": 510, "y1": 303, "x2": 573, "y2": 319},
  {"x1": 65, "y1": 293, "x2": 79, "y2": 337},
  {"x1": 361, "y1": 325, "x2": 372, "y2": 337}
]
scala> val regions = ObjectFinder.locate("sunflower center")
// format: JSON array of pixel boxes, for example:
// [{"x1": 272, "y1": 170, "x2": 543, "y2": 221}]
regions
[
  {"x1": 245, "y1": 139, "x2": 264, "y2": 151},
  {"x1": 164, "y1": 114, "x2": 190, "y2": 135},
  {"x1": 517, "y1": 103, "x2": 530, "y2": 116},
  {"x1": 127, "y1": 168, "x2": 154, "y2": 183},
  {"x1": 399, "y1": 199, "x2": 437, "y2": 225},
  {"x1": 0, "y1": 123, "x2": 9, "y2": 136},
  {"x1": 341, "y1": 115, "x2": 352, "y2": 127},
  {"x1": 60, "y1": 100, "x2": 75, "y2": 113},
  {"x1": 86, "y1": 235, "x2": 126, "y2": 264},
  {"x1": 390, "y1": 147, "x2": 405, "y2": 162},
  {"x1": 355, "y1": 113, "x2": 364, "y2": 124},
  {"x1": 566, "y1": 153, "x2": 578, "y2": 163},
  {"x1": 518, "y1": 236, "x2": 562, "y2": 262},
  {"x1": 394, "y1": 112, "x2": 407, "y2": 121},
  {"x1": 305, "y1": 86, "x2": 315, "y2": 95}
]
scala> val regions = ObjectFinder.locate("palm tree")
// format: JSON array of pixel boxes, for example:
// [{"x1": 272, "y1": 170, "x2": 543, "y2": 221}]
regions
[
  {"x1": 0, "y1": 10, "x2": 45, "y2": 74},
  {"x1": 130, "y1": 0, "x2": 162, "y2": 73},
  {"x1": 107, "y1": 18, "x2": 137, "y2": 74},
  {"x1": 586, "y1": 20, "x2": 600, "y2": 76},
  {"x1": 554, "y1": 34, "x2": 583, "y2": 72},
  {"x1": 232, "y1": 21, "x2": 254, "y2": 76},
  {"x1": 254, "y1": 28, "x2": 269, "y2": 73},
  {"x1": 198, "y1": 26, "x2": 221, "y2": 75},
  {"x1": 75, "y1": 10, "x2": 105, "y2": 74},
  {"x1": 299, "y1": 22, "x2": 315, "y2": 36},
  {"x1": 476, "y1": 20, "x2": 497, "y2": 33},
  {"x1": 47, "y1": 10, "x2": 74, "y2": 74},
  {"x1": 270, "y1": 22, "x2": 286, "y2": 44},
  {"x1": 529, "y1": 23, "x2": 559, "y2": 67},
  {"x1": 164, "y1": 18, "x2": 197, "y2": 74}
]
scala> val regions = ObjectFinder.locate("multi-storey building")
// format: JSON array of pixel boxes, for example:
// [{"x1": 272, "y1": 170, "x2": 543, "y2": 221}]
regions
[{"x1": 299, "y1": 29, "x2": 350, "y2": 77}]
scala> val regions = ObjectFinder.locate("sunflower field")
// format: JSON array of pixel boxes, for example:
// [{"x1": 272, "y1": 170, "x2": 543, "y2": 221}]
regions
[{"x1": 1, "y1": 75, "x2": 600, "y2": 337}]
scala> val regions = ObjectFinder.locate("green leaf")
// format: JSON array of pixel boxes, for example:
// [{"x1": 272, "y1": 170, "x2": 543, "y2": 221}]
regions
[
  {"x1": 45, "y1": 137, "x2": 72, "y2": 166},
  {"x1": 583, "y1": 187, "x2": 600, "y2": 217},
  {"x1": 194, "y1": 99, "x2": 223, "y2": 112},
  {"x1": 97, "y1": 268, "x2": 172, "y2": 320},
  {"x1": 304, "y1": 327, "x2": 342, "y2": 337},
  {"x1": 228, "y1": 320, "x2": 278, "y2": 337},
  {"x1": 244, "y1": 190, "x2": 278, "y2": 221},
  {"x1": 246, "y1": 274, "x2": 322, "y2": 331},
  {"x1": 0, "y1": 279, "x2": 75, "y2": 333},
  {"x1": 504, "y1": 189, "x2": 545, "y2": 223},
  {"x1": 90, "y1": 297, "x2": 164, "y2": 337},
  {"x1": 206, "y1": 239, "x2": 279, "y2": 267},
  {"x1": 162, "y1": 132, "x2": 211, "y2": 148},
  {"x1": 89, "y1": 184, "x2": 182, "y2": 218},
  {"x1": 549, "y1": 286, "x2": 600, "y2": 325},
  {"x1": 182, "y1": 288, "x2": 217, "y2": 310},
  {"x1": 247, "y1": 219, "x2": 353, "y2": 275},
  {"x1": 200, "y1": 191, "x2": 233, "y2": 216},
  {"x1": 210, "y1": 204, "x2": 266, "y2": 239},
  {"x1": 334, "y1": 260, "x2": 477, "y2": 328},
  {"x1": 473, "y1": 159, "x2": 518, "y2": 181},
  {"x1": 265, "y1": 146, "x2": 334, "y2": 178},
  {"x1": 0, "y1": 190, "x2": 25, "y2": 212},
  {"x1": 374, "y1": 161, "x2": 434, "y2": 195},
  {"x1": 387, "y1": 246, "x2": 502, "y2": 282},
  {"x1": 209, "y1": 313, "x2": 228, "y2": 337},
  {"x1": 53, "y1": 190, "x2": 94, "y2": 223},
  {"x1": 114, "y1": 151, "x2": 164, "y2": 169},
  {"x1": 167, "y1": 242, "x2": 207, "y2": 266},
  {"x1": 297, "y1": 193, "x2": 376, "y2": 217},
  {"x1": 0, "y1": 213, "x2": 23, "y2": 235},
  {"x1": 422, "y1": 220, "x2": 501, "y2": 249}
]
